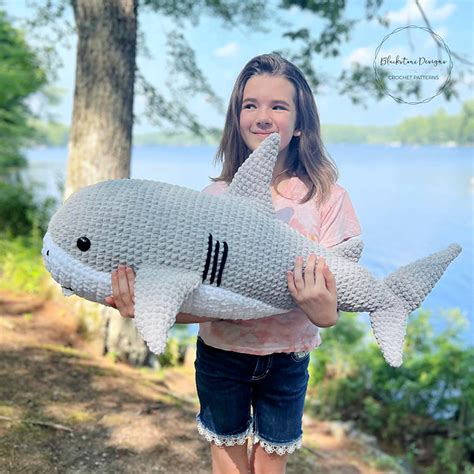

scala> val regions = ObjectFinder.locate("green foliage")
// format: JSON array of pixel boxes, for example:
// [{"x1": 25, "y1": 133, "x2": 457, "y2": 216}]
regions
[
  {"x1": 320, "y1": 100, "x2": 473, "y2": 145},
  {"x1": 157, "y1": 338, "x2": 181, "y2": 368},
  {"x1": 458, "y1": 100, "x2": 474, "y2": 145},
  {"x1": 0, "y1": 10, "x2": 47, "y2": 172},
  {"x1": 0, "y1": 180, "x2": 56, "y2": 236},
  {"x1": 321, "y1": 124, "x2": 396, "y2": 144},
  {"x1": 157, "y1": 327, "x2": 195, "y2": 367},
  {"x1": 395, "y1": 101, "x2": 474, "y2": 145},
  {"x1": 309, "y1": 310, "x2": 474, "y2": 472},
  {"x1": 0, "y1": 231, "x2": 49, "y2": 294},
  {"x1": 0, "y1": 10, "x2": 54, "y2": 240},
  {"x1": 133, "y1": 129, "x2": 220, "y2": 146}
]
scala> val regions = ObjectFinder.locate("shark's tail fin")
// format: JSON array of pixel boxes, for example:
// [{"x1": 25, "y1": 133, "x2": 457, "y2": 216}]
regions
[
  {"x1": 370, "y1": 243, "x2": 462, "y2": 367},
  {"x1": 384, "y1": 243, "x2": 462, "y2": 312}
]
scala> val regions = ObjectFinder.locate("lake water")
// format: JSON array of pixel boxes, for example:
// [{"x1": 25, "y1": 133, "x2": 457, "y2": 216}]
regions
[{"x1": 25, "y1": 143, "x2": 473, "y2": 345}]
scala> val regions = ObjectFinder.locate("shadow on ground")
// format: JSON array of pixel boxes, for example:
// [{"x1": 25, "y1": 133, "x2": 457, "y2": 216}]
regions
[{"x1": 0, "y1": 292, "x2": 389, "y2": 473}]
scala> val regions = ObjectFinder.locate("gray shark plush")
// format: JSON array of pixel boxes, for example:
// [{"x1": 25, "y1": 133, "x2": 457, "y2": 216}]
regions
[{"x1": 42, "y1": 134, "x2": 461, "y2": 367}]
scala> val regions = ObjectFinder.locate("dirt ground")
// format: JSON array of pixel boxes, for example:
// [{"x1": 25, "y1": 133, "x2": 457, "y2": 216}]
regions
[{"x1": 0, "y1": 291, "x2": 401, "y2": 473}]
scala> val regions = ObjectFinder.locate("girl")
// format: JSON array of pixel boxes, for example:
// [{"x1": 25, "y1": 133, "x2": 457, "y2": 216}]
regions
[{"x1": 106, "y1": 53, "x2": 361, "y2": 474}]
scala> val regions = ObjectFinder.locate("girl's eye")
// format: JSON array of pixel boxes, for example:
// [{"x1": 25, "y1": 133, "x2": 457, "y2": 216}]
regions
[
  {"x1": 243, "y1": 103, "x2": 256, "y2": 109},
  {"x1": 273, "y1": 105, "x2": 287, "y2": 110}
]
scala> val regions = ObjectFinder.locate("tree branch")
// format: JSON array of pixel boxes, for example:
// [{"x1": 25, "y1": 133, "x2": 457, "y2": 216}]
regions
[
  {"x1": 415, "y1": 0, "x2": 474, "y2": 67},
  {"x1": 0, "y1": 415, "x2": 73, "y2": 432}
]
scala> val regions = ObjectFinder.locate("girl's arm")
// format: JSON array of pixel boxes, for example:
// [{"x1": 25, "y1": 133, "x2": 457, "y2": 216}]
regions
[
  {"x1": 175, "y1": 313, "x2": 215, "y2": 323},
  {"x1": 287, "y1": 254, "x2": 339, "y2": 327},
  {"x1": 105, "y1": 266, "x2": 215, "y2": 323}
]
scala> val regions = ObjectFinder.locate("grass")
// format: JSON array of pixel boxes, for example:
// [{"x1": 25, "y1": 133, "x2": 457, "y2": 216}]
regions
[{"x1": 0, "y1": 233, "x2": 49, "y2": 295}]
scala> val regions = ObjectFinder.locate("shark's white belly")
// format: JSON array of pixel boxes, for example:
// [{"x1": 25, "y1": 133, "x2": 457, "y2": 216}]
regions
[{"x1": 180, "y1": 285, "x2": 287, "y2": 320}]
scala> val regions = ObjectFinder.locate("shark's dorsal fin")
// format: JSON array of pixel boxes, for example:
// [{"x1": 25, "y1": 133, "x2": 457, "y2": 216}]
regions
[
  {"x1": 331, "y1": 237, "x2": 364, "y2": 262},
  {"x1": 227, "y1": 133, "x2": 280, "y2": 215}
]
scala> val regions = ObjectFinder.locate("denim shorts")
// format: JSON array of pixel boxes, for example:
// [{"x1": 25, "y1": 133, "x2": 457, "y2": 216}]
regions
[{"x1": 194, "y1": 336, "x2": 310, "y2": 456}]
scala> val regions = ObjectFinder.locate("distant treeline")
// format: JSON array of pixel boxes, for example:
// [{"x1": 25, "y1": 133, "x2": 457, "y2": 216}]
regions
[
  {"x1": 30, "y1": 122, "x2": 220, "y2": 147},
  {"x1": 31, "y1": 99, "x2": 473, "y2": 147},
  {"x1": 322, "y1": 99, "x2": 473, "y2": 146}
]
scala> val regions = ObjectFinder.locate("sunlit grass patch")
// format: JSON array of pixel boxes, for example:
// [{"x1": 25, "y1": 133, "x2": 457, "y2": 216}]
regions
[
  {"x1": 0, "y1": 233, "x2": 49, "y2": 295},
  {"x1": 44, "y1": 403, "x2": 95, "y2": 425}
]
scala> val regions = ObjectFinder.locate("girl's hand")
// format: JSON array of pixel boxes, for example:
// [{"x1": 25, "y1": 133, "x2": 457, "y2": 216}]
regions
[
  {"x1": 105, "y1": 265, "x2": 135, "y2": 318},
  {"x1": 287, "y1": 254, "x2": 338, "y2": 327}
]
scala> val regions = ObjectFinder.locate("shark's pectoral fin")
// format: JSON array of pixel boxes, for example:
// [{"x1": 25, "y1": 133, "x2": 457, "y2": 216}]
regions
[
  {"x1": 369, "y1": 305, "x2": 408, "y2": 367},
  {"x1": 331, "y1": 237, "x2": 364, "y2": 262},
  {"x1": 133, "y1": 266, "x2": 201, "y2": 354}
]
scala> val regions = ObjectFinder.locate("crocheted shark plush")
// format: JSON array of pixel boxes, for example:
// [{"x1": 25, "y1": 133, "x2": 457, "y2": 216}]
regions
[{"x1": 42, "y1": 133, "x2": 461, "y2": 367}]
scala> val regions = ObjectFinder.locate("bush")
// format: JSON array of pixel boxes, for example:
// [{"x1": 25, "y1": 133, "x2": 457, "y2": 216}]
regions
[
  {"x1": 309, "y1": 310, "x2": 474, "y2": 473},
  {"x1": 0, "y1": 180, "x2": 56, "y2": 236},
  {"x1": 157, "y1": 327, "x2": 195, "y2": 367},
  {"x1": 157, "y1": 338, "x2": 181, "y2": 368}
]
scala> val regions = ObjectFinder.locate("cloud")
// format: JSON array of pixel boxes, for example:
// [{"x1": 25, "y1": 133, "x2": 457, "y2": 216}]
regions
[
  {"x1": 343, "y1": 47, "x2": 376, "y2": 67},
  {"x1": 384, "y1": 0, "x2": 455, "y2": 24},
  {"x1": 343, "y1": 45, "x2": 421, "y2": 69},
  {"x1": 214, "y1": 42, "x2": 240, "y2": 58},
  {"x1": 286, "y1": 5, "x2": 301, "y2": 15}
]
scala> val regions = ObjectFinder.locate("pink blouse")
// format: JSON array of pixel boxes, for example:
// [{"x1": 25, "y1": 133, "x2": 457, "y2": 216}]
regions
[{"x1": 198, "y1": 177, "x2": 362, "y2": 355}]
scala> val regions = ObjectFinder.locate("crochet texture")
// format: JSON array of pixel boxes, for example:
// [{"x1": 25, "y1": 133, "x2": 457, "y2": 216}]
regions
[{"x1": 42, "y1": 133, "x2": 462, "y2": 367}]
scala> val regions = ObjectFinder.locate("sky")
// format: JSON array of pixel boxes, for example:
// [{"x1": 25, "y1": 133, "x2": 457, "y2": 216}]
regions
[{"x1": 3, "y1": 0, "x2": 474, "y2": 133}]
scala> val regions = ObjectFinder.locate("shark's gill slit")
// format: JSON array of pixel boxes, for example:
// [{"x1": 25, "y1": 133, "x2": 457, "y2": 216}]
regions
[
  {"x1": 210, "y1": 240, "x2": 220, "y2": 284},
  {"x1": 202, "y1": 234, "x2": 213, "y2": 282},
  {"x1": 216, "y1": 241, "x2": 228, "y2": 287}
]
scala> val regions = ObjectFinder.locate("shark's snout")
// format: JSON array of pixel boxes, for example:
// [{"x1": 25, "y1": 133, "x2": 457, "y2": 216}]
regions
[{"x1": 42, "y1": 231, "x2": 111, "y2": 303}]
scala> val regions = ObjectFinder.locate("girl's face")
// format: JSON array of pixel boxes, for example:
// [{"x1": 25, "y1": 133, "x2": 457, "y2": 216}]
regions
[{"x1": 239, "y1": 74, "x2": 301, "y2": 160}]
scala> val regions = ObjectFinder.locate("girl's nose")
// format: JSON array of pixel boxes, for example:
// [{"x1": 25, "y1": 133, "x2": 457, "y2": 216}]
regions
[{"x1": 256, "y1": 115, "x2": 272, "y2": 127}]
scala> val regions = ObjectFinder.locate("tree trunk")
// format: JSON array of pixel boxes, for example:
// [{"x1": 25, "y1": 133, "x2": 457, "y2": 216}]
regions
[
  {"x1": 66, "y1": 0, "x2": 137, "y2": 198},
  {"x1": 67, "y1": 0, "x2": 150, "y2": 366}
]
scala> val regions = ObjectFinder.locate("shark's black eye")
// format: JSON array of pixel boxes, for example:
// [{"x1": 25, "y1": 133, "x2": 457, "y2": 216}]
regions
[{"x1": 77, "y1": 236, "x2": 91, "y2": 252}]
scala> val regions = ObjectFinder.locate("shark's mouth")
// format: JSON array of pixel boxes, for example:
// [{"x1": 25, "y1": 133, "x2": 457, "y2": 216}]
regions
[
  {"x1": 42, "y1": 232, "x2": 111, "y2": 303},
  {"x1": 61, "y1": 286, "x2": 75, "y2": 296}
]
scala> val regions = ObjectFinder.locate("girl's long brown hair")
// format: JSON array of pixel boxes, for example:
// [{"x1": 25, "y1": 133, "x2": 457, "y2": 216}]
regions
[{"x1": 212, "y1": 53, "x2": 338, "y2": 204}]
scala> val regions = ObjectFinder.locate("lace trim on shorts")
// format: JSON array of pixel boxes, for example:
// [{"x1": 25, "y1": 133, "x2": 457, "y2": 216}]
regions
[
  {"x1": 253, "y1": 433, "x2": 303, "y2": 456},
  {"x1": 196, "y1": 415, "x2": 253, "y2": 447}
]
